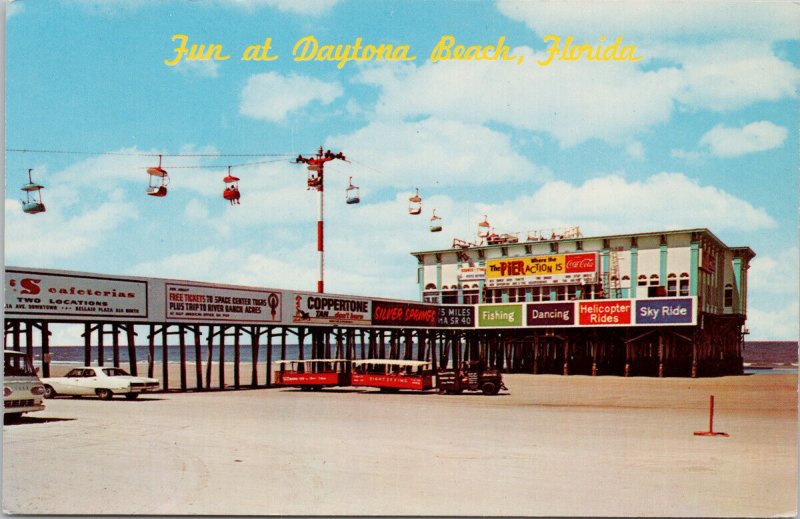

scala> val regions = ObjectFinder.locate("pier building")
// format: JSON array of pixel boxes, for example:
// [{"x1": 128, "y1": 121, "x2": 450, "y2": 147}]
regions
[{"x1": 412, "y1": 227, "x2": 755, "y2": 377}]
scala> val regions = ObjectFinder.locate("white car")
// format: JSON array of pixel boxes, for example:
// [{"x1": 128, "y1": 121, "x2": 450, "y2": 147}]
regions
[
  {"x1": 4, "y1": 350, "x2": 46, "y2": 422},
  {"x1": 42, "y1": 366, "x2": 160, "y2": 400}
]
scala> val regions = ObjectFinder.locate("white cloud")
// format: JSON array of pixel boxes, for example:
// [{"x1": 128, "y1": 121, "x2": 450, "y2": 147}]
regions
[
  {"x1": 496, "y1": 0, "x2": 800, "y2": 42},
  {"x1": 358, "y1": 52, "x2": 682, "y2": 147},
  {"x1": 4, "y1": 192, "x2": 139, "y2": 263},
  {"x1": 328, "y1": 118, "x2": 550, "y2": 188},
  {"x1": 213, "y1": 0, "x2": 339, "y2": 15},
  {"x1": 240, "y1": 72, "x2": 343, "y2": 122},
  {"x1": 58, "y1": 0, "x2": 340, "y2": 16},
  {"x1": 6, "y1": 1, "x2": 23, "y2": 18},
  {"x1": 170, "y1": 59, "x2": 219, "y2": 78},
  {"x1": 747, "y1": 302, "x2": 799, "y2": 341},
  {"x1": 665, "y1": 41, "x2": 800, "y2": 112},
  {"x1": 748, "y1": 247, "x2": 799, "y2": 297},
  {"x1": 471, "y1": 172, "x2": 775, "y2": 235},
  {"x1": 670, "y1": 149, "x2": 704, "y2": 162},
  {"x1": 700, "y1": 121, "x2": 788, "y2": 158},
  {"x1": 625, "y1": 141, "x2": 645, "y2": 160}
]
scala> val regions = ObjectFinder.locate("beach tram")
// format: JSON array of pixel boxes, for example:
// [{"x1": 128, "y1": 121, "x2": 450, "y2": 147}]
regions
[
  {"x1": 20, "y1": 169, "x2": 46, "y2": 214},
  {"x1": 408, "y1": 188, "x2": 422, "y2": 215},
  {"x1": 146, "y1": 155, "x2": 169, "y2": 197},
  {"x1": 351, "y1": 359, "x2": 434, "y2": 392},
  {"x1": 430, "y1": 209, "x2": 443, "y2": 233},
  {"x1": 345, "y1": 176, "x2": 360, "y2": 204},
  {"x1": 273, "y1": 359, "x2": 351, "y2": 391},
  {"x1": 222, "y1": 166, "x2": 241, "y2": 205}
]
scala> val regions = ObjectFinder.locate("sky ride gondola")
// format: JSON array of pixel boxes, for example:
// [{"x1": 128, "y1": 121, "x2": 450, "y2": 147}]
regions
[
  {"x1": 146, "y1": 155, "x2": 169, "y2": 197},
  {"x1": 222, "y1": 166, "x2": 241, "y2": 205},
  {"x1": 408, "y1": 188, "x2": 422, "y2": 215},
  {"x1": 345, "y1": 176, "x2": 360, "y2": 204},
  {"x1": 20, "y1": 169, "x2": 46, "y2": 214},
  {"x1": 478, "y1": 215, "x2": 491, "y2": 239},
  {"x1": 430, "y1": 209, "x2": 442, "y2": 232}
]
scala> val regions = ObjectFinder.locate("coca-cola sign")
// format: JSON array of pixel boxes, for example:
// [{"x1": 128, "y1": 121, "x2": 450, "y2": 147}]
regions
[{"x1": 565, "y1": 253, "x2": 596, "y2": 273}]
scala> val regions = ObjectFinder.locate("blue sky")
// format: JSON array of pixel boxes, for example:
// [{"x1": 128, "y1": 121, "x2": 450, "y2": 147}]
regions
[{"x1": 5, "y1": 0, "x2": 799, "y2": 340}]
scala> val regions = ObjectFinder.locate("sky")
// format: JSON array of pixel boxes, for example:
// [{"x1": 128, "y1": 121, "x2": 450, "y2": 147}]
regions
[{"x1": 4, "y1": 0, "x2": 799, "y2": 341}]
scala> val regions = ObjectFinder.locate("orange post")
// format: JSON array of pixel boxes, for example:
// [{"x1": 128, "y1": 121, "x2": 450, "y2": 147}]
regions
[{"x1": 694, "y1": 395, "x2": 729, "y2": 437}]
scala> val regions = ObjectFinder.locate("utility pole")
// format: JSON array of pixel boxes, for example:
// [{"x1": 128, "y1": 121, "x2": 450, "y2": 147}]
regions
[{"x1": 295, "y1": 147, "x2": 346, "y2": 293}]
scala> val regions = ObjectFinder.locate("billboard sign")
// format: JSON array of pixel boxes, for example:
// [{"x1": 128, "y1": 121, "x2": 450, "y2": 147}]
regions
[
  {"x1": 458, "y1": 267, "x2": 486, "y2": 281},
  {"x1": 371, "y1": 301, "x2": 438, "y2": 327},
  {"x1": 437, "y1": 305, "x2": 475, "y2": 327},
  {"x1": 578, "y1": 300, "x2": 632, "y2": 326},
  {"x1": 165, "y1": 283, "x2": 281, "y2": 323},
  {"x1": 4, "y1": 269, "x2": 148, "y2": 320},
  {"x1": 526, "y1": 302, "x2": 575, "y2": 326},
  {"x1": 292, "y1": 293, "x2": 371, "y2": 325},
  {"x1": 635, "y1": 298, "x2": 695, "y2": 325},
  {"x1": 485, "y1": 252, "x2": 597, "y2": 287},
  {"x1": 477, "y1": 304, "x2": 523, "y2": 327}
]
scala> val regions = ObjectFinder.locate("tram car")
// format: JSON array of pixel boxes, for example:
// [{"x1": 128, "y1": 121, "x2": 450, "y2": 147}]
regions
[
  {"x1": 350, "y1": 359, "x2": 434, "y2": 392},
  {"x1": 273, "y1": 359, "x2": 350, "y2": 391}
]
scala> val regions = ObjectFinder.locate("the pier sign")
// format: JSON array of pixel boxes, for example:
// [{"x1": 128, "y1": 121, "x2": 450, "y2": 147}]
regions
[
  {"x1": 635, "y1": 298, "x2": 694, "y2": 325},
  {"x1": 165, "y1": 283, "x2": 281, "y2": 323},
  {"x1": 292, "y1": 293, "x2": 371, "y2": 325},
  {"x1": 372, "y1": 301, "x2": 438, "y2": 327},
  {"x1": 578, "y1": 300, "x2": 632, "y2": 325},
  {"x1": 477, "y1": 304, "x2": 523, "y2": 327},
  {"x1": 437, "y1": 305, "x2": 475, "y2": 327},
  {"x1": 485, "y1": 252, "x2": 597, "y2": 287},
  {"x1": 526, "y1": 302, "x2": 575, "y2": 326},
  {"x1": 4, "y1": 269, "x2": 148, "y2": 320}
]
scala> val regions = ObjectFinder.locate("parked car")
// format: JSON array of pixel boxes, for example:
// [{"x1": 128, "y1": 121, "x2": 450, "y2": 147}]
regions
[
  {"x1": 42, "y1": 366, "x2": 160, "y2": 400},
  {"x1": 4, "y1": 350, "x2": 46, "y2": 422}
]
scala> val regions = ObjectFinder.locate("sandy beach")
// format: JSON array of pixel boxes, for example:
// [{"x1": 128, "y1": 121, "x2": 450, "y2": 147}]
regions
[{"x1": 3, "y1": 368, "x2": 797, "y2": 516}]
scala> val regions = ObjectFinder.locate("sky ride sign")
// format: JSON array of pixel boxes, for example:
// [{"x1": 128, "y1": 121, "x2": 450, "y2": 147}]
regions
[{"x1": 165, "y1": 283, "x2": 281, "y2": 323}]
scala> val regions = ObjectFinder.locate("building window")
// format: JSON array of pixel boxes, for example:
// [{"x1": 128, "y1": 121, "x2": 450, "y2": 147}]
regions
[
  {"x1": 667, "y1": 273, "x2": 677, "y2": 297},
  {"x1": 638, "y1": 275, "x2": 647, "y2": 287},
  {"x1": 566, "y1": 285, "x2": 578, "y2": 300},
  {"x1": 679, "y1": 272, "x2": 690, "y2": 296},
  {"x1": 462, "y1": 290, "x2": 479, "y2": 304},
  {"x1": 555, "y1": 286, "x2": 566, "y2": 301},
  {"x1": 530, "y1": 286, "x2": 546, "y2": 302},
  {"x1": 441, "y1": 290, "x2": 458, "y2": 304},
  {"x1": 649, "y1": 274, "x2": 660, "y2": 286},
  {"x1": 724, "y1": 284, "x2": 733, "y2": 307},
  {"x1": 425, "y1": 283, "x2": 437, "y2": 290},
  {"x1": 621, "y1": 275, "x2": 631, "y2": 289},
  {"x1": 423, "y1": 292, "x2": 440, "y2": 304},
  {"x1": 485, "y1": 288, "x2": 503, "y2": 303},
  {"x1": 508, "y1": 288, "x2": 526, "y2": 302}
]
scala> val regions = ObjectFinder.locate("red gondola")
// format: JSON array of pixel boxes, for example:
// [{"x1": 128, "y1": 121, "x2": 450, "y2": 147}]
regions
[
  {"x1": 478, "y1": 215, "x2": 491, "y2": 239},
  {"x1": 408, "y1": 188, "x2": 422, "y2": 215},
  {"x1": 430, "y1": 209, "x2": 442, "y2": 232},
  {"x1": 146, "y1": 155, "x2": 169, "y2": 197},
  {"x1": 223, "y1": 166, "x2": 241, "y2": 205}
]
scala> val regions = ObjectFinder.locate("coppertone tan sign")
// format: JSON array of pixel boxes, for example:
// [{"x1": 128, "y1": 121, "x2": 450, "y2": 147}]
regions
[{"x1": 292, "y1": 293, "x2": 371, "y2": 325}]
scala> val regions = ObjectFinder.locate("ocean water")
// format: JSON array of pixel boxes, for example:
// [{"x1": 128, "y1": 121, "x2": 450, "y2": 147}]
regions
[{"x1": 16, "y1": 341, "x2": 799, "y2": 374}]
